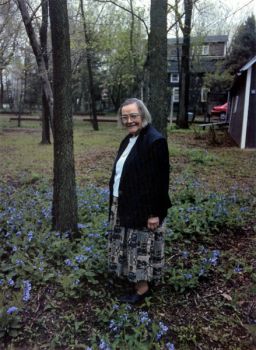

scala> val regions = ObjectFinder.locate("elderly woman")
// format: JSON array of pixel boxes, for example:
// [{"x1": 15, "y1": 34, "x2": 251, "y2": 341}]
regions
[{"x1": 108, "y1": 98, "x2": 171, "y2": 304}]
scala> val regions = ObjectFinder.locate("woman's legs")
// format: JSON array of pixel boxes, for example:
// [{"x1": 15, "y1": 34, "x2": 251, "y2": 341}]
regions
[
  {"x1": 135, "y1": 280, "x2": 149, "y2": 295},
  {"x1": 118, "y1": 280, "x2": 149, "y2": 304}
]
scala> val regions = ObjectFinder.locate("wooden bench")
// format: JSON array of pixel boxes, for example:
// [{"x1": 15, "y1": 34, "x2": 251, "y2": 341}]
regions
[
  {"x1": 9, "y1": 117, "x2": 117, "y2": 122},
  {"x1": 83, "y1": 117, "x2": 117, "y2": 122},
  {"x1": 199, "y1": 122, "x2": 229, "y2": 130},
  {"x1": 9, "y1": 117, "x2": 42, "y2": 121}
]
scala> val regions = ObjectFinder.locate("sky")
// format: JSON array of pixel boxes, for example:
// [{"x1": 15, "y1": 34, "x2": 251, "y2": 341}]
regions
[
  {"x1": 137, "y1": 0, "x2": 256, "y2": 14},
  {"x1": 132, "y1": 0, "x2": 256, "y2": 38}
]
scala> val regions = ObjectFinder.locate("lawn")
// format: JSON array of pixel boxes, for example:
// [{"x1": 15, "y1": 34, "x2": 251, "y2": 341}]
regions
[{"x1": 0, "y1": 116, "x2": 256, "y2": 349}]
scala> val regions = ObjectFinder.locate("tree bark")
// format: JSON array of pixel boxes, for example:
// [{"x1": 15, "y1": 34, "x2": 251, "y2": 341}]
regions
[
  {"x1": 49, "y1": 0, "x2": 79, "y2": 236},
  {"x1": 16, "y1": 0, "x2": 53, "y2": 132},
  {"x1": 0, "y1": 69, "x2": 3, "y2": 109},
  {"x1": 40, "y1": 0, "x2": 51, "y2": 144},
  {"x1": 177, "y1": 0, "x2": 193, "y2": 128},
  {"x1": 148, "y1": 0, "x2": 168, "y2": 137},
  {"x1": 80, "y1": 0, "x2": 99, "y2": 131}
]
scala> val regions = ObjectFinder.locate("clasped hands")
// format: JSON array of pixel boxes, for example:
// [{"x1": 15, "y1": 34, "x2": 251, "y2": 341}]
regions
[{"x1": 147, "y1": 216, "x2": 159, "y2": 231}]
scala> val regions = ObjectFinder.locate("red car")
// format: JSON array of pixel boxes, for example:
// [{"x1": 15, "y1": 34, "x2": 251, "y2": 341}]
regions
[{"x1": 211, "y1": 102, "x2": 228, "y2": 120}]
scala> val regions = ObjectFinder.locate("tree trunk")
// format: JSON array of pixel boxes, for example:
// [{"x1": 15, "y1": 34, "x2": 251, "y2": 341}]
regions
[
  {"x1": 148, "y1": 0, "x2": 168, "y2": 137},
  {"x1": 16, "y1": 0, "x2": 53, "y2": 132},
  {"x1": 0, "y1": 69, "x2": 3, "y2": 109},
  {"x1": 177, "y1": 0, "x2": 193, "y2": 129},
  {"x1": 80, "y1": 0, "x2": 99, "y2": 131},
  {"x1": 41, "y1": 91, "x2": 51, "y2": 144},
  {"x1": 40, "y1": 0, "x2": 51, "y2": 144},
  {"x1": 49, "y1": 0, "x2": 79, "y2": 236},
  {"x1": 174, "y1": 1, "x2": 181, "y2": 120}
]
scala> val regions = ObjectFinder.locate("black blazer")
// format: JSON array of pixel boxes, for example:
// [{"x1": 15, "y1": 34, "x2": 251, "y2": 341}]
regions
[{"x1": 109, "y1": 124, "x2": 171, "y2": 228}]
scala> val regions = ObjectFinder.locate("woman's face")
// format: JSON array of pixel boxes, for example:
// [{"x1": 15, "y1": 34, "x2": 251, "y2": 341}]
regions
[{"x1": 120, "y1": 103, "x2": 143, "y2": 135}]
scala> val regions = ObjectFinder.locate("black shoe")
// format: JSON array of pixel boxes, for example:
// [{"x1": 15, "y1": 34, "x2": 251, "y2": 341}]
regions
[{"x1": 118, "y1": 291, "x2": 150, "y2": 304}]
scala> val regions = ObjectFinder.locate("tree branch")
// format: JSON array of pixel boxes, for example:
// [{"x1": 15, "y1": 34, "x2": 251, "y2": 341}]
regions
[
  {"x1": 0, "y1": 0, "x2": 11, "y2": 5},
  {"x1": 94, "y1": 0, "x2": 149, "y2": 36}
]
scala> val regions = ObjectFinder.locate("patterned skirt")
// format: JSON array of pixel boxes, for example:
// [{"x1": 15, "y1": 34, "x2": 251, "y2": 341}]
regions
[{"x1": 108, "y1": 197, "x2": 165, "y2": 284}]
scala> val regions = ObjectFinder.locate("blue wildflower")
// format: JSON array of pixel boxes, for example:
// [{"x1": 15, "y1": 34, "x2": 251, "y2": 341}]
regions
[
  {"x1": 112, "y1": 304, "x2": 119, "y2": 310},
  {"x1": 75, "y1": 255, "x2": 87, "y2": 263},
  {"x1": 99, "y1": 339, "x2": 111, "y2": 350},
  {"x1": 240, "y1": 207, "x2": 248, "y2": 212},
  {"x1": 156, "y1": 332, "x2": 163, "y2": 341},
  {"x1": 121, "y1": 313, "x2": 128, "y2": 321},
  {"x1": 184, "y1": 273, "x2": 193, "y2": 279},
  {"x1": 23, "y1": 280, "x2": 32, "y2": 302},
  {"x1": 83, "y1": 246, "x2": 93, "y2": 253},
  {"x1": 198, "y1": 246, "x2": 208, "y2": 254},
  {"x1": 234, "y1": 265, "x2": 243, "y2": 273},
  {"x1": 64, "y1": 259, "x2": 73, "y2": 267},
  {"x1": 156, "y1": 321, "x2": 169, "y2": 341},
  {"x1": 181, "y1": 251, "x2": 189, "y2": 258},
  {"x1": 16, "y1": 259, "x2": 24, "y2": 266},
  {"x1": 0, "y1": 279, "x2": 4, "y2": 286},
  {"x1": 7, "y1": 306, "x2": 18, "y2": 314},
  {"x1": 138, "y1": 311, "x2": 151, "y2": 325},
  {"x1": 212, "y1": 249, "x2": 220, "y2": 257},
  {"x1": 8, "y1": 278, "x2": 15, "y2": 287},
  {"x1": 208, "y1": 250, "x2": 220, "y2": 266},
  {"x1": 166, "y1": 343, "x2": 175, "y2": 350},
  {"x1": 88, "y1": 233, "x2": 100, "y2": 238},
  {"x1": 109, "y1": 319, "x2": 118, "y2": 333},
  {"x1": 64, "y1": 231, "x2": 71, "y2": 239},
  {"x1": 159, "y1": 321, "x2": 169, "y2": 333},
  {"x1": 166, "y1": 229, "x2": 174, "y2": 236},
  {"x1": 184, "y1": 215, "x2": 190, "y2": 224},
  {"x1": 77, "y1": 223, "x2": 87, "y2": 229},
  {"x1": 27, "y1": 231, "x2": 33, "y2": 242},
  {"x1": 125, "y1": 304, "x2": 132, "y2": 311},
  {"x1": 198, "y1": 267, "x2": 205, "y2": 277}
]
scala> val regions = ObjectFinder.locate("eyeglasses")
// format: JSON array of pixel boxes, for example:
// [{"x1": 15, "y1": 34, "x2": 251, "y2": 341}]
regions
[{"x1": 120, "y1": 113, "x2": 141, "y2": 123}]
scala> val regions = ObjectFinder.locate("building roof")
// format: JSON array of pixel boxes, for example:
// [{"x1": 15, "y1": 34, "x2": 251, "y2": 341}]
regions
[
  {"x1": 240, "y1": 55, "x2": 256, "y2": 72},
  {"x1": 168, "y1": 35, "x2": 228, "y2": 45}
]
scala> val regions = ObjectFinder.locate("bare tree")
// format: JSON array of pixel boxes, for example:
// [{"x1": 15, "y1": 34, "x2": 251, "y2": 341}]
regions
[
  {"x1": 95, "y1": 0, "x2": 149, "y2": 36},
  {"x1": 0, "y1": 2, "x2": 20, "y2": 109},
  {"x1": 15, "y1": 0, "x2": 53, "y2": 131},
  {"x1": 148, "y1": 0, "x2": 168, "y2": 137},
  {"x1": 177, "y1": 0, "x2": 193, "y2": 128},
  {"x1": 80, "y1": 0, "x2": 99, "y2": 131},
  {"x1": 39, "y1": 0, "x2": 51, "y2": 144},
  {"x1": 49, "y1": 0, "x2": 78, "y2": 236}
]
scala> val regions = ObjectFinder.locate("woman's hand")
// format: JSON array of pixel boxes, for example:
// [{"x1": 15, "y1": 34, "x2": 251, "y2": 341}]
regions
[{"x1": 147, "y1": 216, "x2": 160, "y2": 231}]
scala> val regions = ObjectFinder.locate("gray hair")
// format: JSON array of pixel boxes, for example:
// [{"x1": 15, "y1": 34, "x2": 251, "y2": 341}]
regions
[{"x1": 118, "y1": 98, "x2": 152, "y2": 128}]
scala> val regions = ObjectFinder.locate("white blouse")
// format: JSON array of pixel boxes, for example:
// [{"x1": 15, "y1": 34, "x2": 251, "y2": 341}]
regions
[{"x1": 113, "y1": 135, "x2": 138, "y2": 197}]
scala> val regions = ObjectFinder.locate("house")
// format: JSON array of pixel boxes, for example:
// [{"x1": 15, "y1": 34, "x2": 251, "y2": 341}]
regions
[
  {"x1": 168, "y1": 35, "x2": 228, "y2": 117},
  {"x1": 229, "y1": 56, "x2": 256, "y2": 149}
]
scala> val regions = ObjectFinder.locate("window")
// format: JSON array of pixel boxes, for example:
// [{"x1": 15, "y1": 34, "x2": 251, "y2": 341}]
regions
[
  {"x1": 170, "y1": 73, "x2": 179, "y2": 83},
  {"x1": 172, "y1": 87, "x2": 179, "y2": 102},
  {"x1": 233, "y1": 95, "x2": 239, "y2": 113},
  {"x1": 201, "y1": 45, "x2": 209, "y2": 55},
  {"x1": 201, "y1": 87, "x2": 209, "y2": 102}
]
